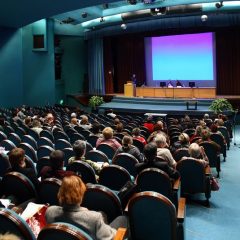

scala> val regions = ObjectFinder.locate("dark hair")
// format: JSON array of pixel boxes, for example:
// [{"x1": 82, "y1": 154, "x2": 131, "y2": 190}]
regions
[
  {"x1": 132, "y1": 128, "x2": 140, "y2": 136},
  {"x1": 91, "y1": 122, "x2": 101, "y2": 134},
  {"x1": 143, "y1": 143, "x2": 157, "y2": 162},
  {"x1": 50, "y1": 150, "x2": 65, "y2": 170},
  {"x1": 73, "y1": 140, "x2": 86, "y2": 158}
]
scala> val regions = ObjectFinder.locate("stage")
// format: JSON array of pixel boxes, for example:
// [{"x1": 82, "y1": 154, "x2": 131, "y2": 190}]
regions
[{"x1": 97, "y1": 96, "x2": 216, "y2": 116}]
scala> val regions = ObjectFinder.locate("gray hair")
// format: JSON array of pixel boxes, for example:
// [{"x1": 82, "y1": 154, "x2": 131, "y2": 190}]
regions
[{"x1": 188, "y1": 143, "x2": 201, "y2": 158}]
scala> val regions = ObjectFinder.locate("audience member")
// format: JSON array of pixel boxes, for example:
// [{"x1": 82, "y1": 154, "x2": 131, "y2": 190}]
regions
[
  {"x1": 181, "y1": 143, "x2": 209, "y2": 168},
  {"x1": 68, "y1": 140, "x2": 108, "y2": 175},
  {"x1": 8, "y1": 148, "x2": 39, "y2": 188},
  {"x1": 147, "y1": 120, "x2": 168, "y2": 143},
  {"x1": 154, "y1": 134, "x2": 176, "y2": 168},
  {"x1": 40, "y1": 150, "x2": 75, "y2": 180},
  {"x1": 31, "y1": 119, "x2": 43, "y2": 135},
  {"x1": 132, "y1": 128, "x2": 146, "y2": 145},
  {"x1": 143, "y1": 115, "x2": 154, "y2": 133},
  {"x1": 79, "y1": 115, "x2": 92, "y2": 130},
  {"x1": 113, "y1": 135, "x2": 144, "y2": 162},
  {"x1": 135, "y1": 143, "x2": 179, "y2": 179},
  {"x1": 45, "y1": 175, "x2": 128, "y2": 239},
  {"x1": 96, "y1": 127, "x2": 121, "y2": 151},
  {"x1": 89, "y1": 122, "x2": 102, "y2": 138},
  {"x1": 171, "y1": 133, "x2": 190, "y2": 153},
  {"x1": 0, "y1": 233, "x2": 21, "y2": 240}
]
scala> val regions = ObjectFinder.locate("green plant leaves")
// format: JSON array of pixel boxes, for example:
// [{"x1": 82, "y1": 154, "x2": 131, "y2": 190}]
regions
[{"x1": 209, "y1": 98, "x2": 233, "y2": 113}]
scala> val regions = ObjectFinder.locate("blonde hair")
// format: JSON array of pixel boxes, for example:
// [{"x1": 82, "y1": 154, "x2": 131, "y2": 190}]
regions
[
  {"x1": 58, "y1": 175, "x2": 86, "y2": 205},
  {"x1": 188, "y1": 143, "x2": 201, "y2": 158},
  {"x1": 80, "y1": 115, "x2": 89, "y2": 125},
  {"x1": 179, "y1": 133, "x2": 189, "y2": 143},
  {"x1": 102, "y1": 127, "x2": 113, "y2": 140}
]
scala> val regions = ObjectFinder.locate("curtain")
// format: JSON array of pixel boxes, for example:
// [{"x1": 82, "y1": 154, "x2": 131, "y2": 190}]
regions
[{"x1": 88, "y1": 38, "x2": 105, "y2": 95}]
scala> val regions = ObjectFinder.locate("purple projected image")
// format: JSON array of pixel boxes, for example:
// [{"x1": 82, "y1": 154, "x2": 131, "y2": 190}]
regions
[{"x1": 151, "y1": 33, "x2": 215, "y2": 81}]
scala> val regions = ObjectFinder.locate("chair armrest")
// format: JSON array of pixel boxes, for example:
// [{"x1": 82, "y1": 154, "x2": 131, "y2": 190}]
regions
[
  {"x1": 114, "y1": 228, "x2": 127, "y2": 240},
  {"x1": 173, "y1": 177, "x2": 181, "y2": 191},
  {"x1": 205, "y1": 165, "x2": 211, "y2": 176},
  {"x1": 177, "y1": 197, "x2": 186, "y2": 223}
]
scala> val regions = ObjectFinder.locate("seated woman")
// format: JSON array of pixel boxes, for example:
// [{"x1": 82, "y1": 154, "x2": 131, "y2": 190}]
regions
[
  {"x1": 113, "y1": 135, "x2": 144, "y2": 163},
  {"x1": 68, "y1": 140, "x2": 108, "y2": 175},
  {"x1": 181, "y1": 143, "x2": 209, "y2": 168},
  {"x1": 171, "y1": 133, "x2": 190, "y2": 153},
  {"x1": 8, "y1": 148, "x2": 39, "y2": 188},
  {"x1": 45, "y1": 175, "x2": 127, "y2": 240},
  {"x1": 40, "y1": 150, "x2": 75, "y2": 180},
  {"x1": 96, "y1": 127, "x2": 121, "y2": 151},
  {"x1": 135, "y1": 143, "x2": 179, "y2": 180},
  {"x1": 79, "y1": 115, "x2": 92, "y2": 130},
  {"x1": 132, "y1": 127, "x2": 146, "y2": 145}
]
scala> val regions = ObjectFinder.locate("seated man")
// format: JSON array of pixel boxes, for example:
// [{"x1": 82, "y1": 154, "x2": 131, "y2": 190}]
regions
[
  {"x1": 68, "y1": 140, "x2": 108, "y2": 175},
  {"x1": 181, "y1": 143, "x2": 209, "y2": 168},
  {"x1": 135, "y1": 143, "x2": 179, "y2": 180}
]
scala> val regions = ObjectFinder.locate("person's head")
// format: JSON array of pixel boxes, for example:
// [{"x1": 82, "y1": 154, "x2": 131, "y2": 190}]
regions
[
  {"x1": 71, "y1": 112, "x2": 77, "y2": 118},
  {"x1": 199, "y1": 120, "x2": 206, "y2": 127},
  {"x1": 217, "y1": 119, "x2": 224, "y2": 126},
  {"x1": 211, "y1": 124, "x2": 218, "y2": 133},
  {"x1": 114, "y1": 118, "x2": 120, "y2": 125},
  {"x1": 144, "y1": 143, "x2": 157, "y2": 162},
  {"x1": 73, "y1": 140, "x2": 86, "y2": 158},
  {"x1": 179, "y1": 133, "x2": 190, "y2": 144},
  {"x1": 50, "y1": 150, "x2": 65, "y2": 170},
  {"x1": 24, "y1": 116, "x2": 32, "y2": 126},
  {"x1": 9, "y1": 148, "x2": 25, "y2": 168},
  {"x1": 154, "y1": 121, "x2": 164, "y2": 131},
  {"x1": 146, "y1": 115, "x2": 153, "y2": 123},
  {"x1": 204, "y1": 113, "x2": 209, "y2": 119},
  {"x1": 0, "y1": 117, "x2": 5, "y2": 126},
  {"x1": 91, "y1": 122, "x2": 101, "y2": 134},
  {"x1": 115, "y1": 123, "x2": 123, "y2": 133},
  {"x1": 195, "y1": 125, "x2": 203, "y2": 136},
  {"x1": 70, "y1": 117, "x2": 78, "y2": 125},
  {"x1": 32, "y1": 119, "x2": 41, "y2": 128},
  {"x1": 46, "y1": 113, "x2": 54, "y2": 124},
  {"x1": 122, "y1": 135, "x2": 132, "y2": 149},
  {"x1": 188, "y1": 143, "x2": 201, "y2": 158},
  {"x1": 0, "y1": 233, "x2": 21, "y2": 240},
  {"x1": 132, "y1": 127, "x2": 140, "y2": 137},
  {"x1": 201, "y1": 129, "x2": 210, "y2": 141},
  {"x1": 58, "y1": 175, "x2": 86, "y2": 206},
  {"x1": 80, "y1": 115, "x2": 89, "y2": 125},
  {"x1": 154, "y1": 134, "x2": 167, "y2": 148},
  {"x1": 102, "y1": 127, "x2": 114, "y2": 140}
]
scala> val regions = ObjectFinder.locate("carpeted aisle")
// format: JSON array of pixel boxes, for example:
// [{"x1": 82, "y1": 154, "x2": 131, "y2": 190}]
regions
[{"x1": 186, "y1": 126, "x2": 240, "y2": 240}]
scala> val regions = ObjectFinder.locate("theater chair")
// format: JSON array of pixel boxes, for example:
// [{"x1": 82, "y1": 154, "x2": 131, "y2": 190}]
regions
[{"x1": 127, "y1": 192, "x2": 185, "y2": 240}]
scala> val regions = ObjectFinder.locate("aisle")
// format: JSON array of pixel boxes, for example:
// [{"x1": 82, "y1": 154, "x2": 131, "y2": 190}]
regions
[{"x1": 186, "y1": 126, "x2": 240, "y2": 240}]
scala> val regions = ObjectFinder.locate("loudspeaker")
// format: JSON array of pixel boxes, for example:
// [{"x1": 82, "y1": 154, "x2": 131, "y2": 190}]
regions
[{"x1": 189, "y1": 82, "x2": 195, "y2": 88}]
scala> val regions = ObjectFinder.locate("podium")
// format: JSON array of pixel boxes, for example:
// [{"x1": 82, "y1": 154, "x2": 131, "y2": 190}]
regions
[{"x1": 124, "y1": 82, "x2": 136, "y2": 97}]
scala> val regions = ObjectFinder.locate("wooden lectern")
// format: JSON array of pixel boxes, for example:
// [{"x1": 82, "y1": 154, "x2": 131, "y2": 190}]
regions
[{"x1": 124, "y1": 82, "x2": 136, "y2": 97}]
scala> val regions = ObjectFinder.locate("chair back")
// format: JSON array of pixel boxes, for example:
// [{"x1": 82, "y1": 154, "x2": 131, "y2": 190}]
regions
[
  {"x1": 136, "y1": 168, "x2": 174, "y2": 202},
  {"x1": 37, "y1": 222, "x2": 93, "y2": 240},
  {"x1": 1, "y1": 172, "x2": 37, "y2": 204},
  {"x1": 0, "y1": 153, "x2": 11, "y2": 177},
  {"x1": 112, "y1": 153, "x2": 139, "y2": 177},
  {"x1": 98, "y1": 165, "x2": 131, "y2": 191},
  {"x1": 19, "y1": 142, "x2": 38, "y2": 163},
  {"x1": 132, "y1": 139, "x2": 144, "y2": 152},
  {"x1": 0, "y1": 139, "x2": 16, "y2": 151},
  {"x1": 38, "y1": 178, "x2": 62, "y2": 205},
  {"x1": 0, "y1": 208, "x2": 36, "y2": 240},
  {"x1": 86, "y1": 135, "x2": 98, "y2": 148},
  {"x1": 8, "y1": 133, "x2": 21, "y2": 146},
  {"x1": 37, "y1": 145, "x2": 54, "y2": 160},
  {"x1": 37, "y1": 137, "x2": 54, "y2": 149},
  {"x1": 53, "y1": 130, "x2": 70, "y2": 142},
  {"x1": 28, "y1": 128, "x2": 40, "y2": 141},
  {"x1": 176, "y1": 158, "x2": 207, "y2": 194},
  {"x1": 22, "y1": 135, "x2": 38, "y2": 150},
  {"x1": 55, "y1": 139, "x2": 72, "y2": 150},
  {"x1": 85, "y1": 150, "x2": 109, "y2": 163},
  {"x1": 0, "y1": 131, "x2": 7, "y2": 142},
  {"x1": 96, "y1": 143, "x2": 116, "y2": 160},
  {"x1": 66, "y1": 161, "x2": 97, "y2": 184},
  {"x1": 40, "y1": 130, "x2": 54, "y2": 142},
  {"x1": 128, "y1": 191, "x2": 177, "y2": 240},
  {"x1": 173, "y1": 148, "x2": 190, "y2": 162},
  {"x1": 210, "y1": 133, "x2": 226, "y2": 157},
  {"x1": 82, "y1": 184, "x2": 122, "y2": 223},
  {"x1": 69, "y1": 133, "x2": 85, "y2": 145}
]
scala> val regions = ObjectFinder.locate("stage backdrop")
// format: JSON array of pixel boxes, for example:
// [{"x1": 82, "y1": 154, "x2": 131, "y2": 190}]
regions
[{"x1": 104, "y1": 27, "x2": 240, "y2": 96}]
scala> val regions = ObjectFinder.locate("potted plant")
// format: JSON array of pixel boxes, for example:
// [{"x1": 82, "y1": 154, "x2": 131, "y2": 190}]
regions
[
  {"x1": 209, "y1": 98, "x2": 233, "y2": 114},
  {"x1": 88, "y1": 95, "x2": 104, "y2": 110}
]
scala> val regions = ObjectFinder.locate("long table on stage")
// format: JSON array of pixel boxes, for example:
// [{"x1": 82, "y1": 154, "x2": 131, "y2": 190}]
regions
[{"x1": 136, "y1": 87, "x2": 216, "y2": 98}]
